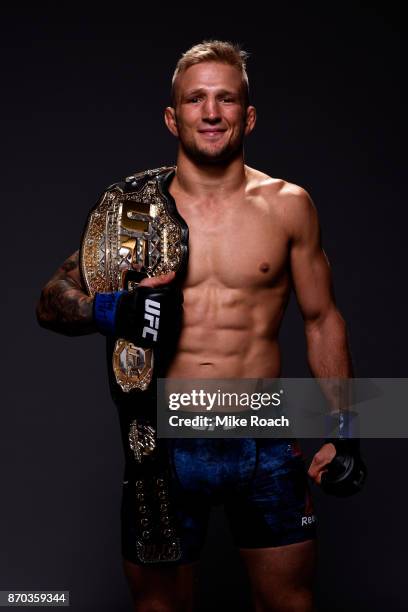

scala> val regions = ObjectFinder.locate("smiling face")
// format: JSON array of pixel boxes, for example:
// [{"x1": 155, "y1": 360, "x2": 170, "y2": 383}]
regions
[{"x1": 165, "y1": 61, "x2": 256, "y2": 165}]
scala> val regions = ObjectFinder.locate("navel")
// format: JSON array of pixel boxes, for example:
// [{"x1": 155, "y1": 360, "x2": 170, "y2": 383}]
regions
[{"x1": 259, "y1": 262, "x2": 270, "y2": 273}]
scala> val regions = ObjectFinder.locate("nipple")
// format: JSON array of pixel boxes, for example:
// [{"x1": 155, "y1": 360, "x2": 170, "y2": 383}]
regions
[{"x1": 259, "y1": 262, "x2": 270, "y2": 273}]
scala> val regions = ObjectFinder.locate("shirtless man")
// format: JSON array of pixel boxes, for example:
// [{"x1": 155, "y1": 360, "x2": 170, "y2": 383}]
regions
[{"x1": 36, "y1": 41, "x2": 354, "y2": 612}]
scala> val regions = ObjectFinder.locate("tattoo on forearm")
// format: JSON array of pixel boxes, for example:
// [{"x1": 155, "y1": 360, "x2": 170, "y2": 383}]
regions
[{"x1": 36, "y1": 251, "x2": 96, "y2": 336}]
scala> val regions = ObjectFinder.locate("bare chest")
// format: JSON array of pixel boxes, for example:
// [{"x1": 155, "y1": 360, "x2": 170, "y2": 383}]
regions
[{"x1": 175, "y1": 197, "x2": 289, "y2": 290}]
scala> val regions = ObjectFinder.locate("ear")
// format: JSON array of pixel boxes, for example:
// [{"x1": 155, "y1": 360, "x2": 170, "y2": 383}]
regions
[
  {"x1": 244, "y1": 105, "x2": 257, "y2": 136},
  {"x1": 164, "y1": 106, "x2": 179, "y2": 137}
]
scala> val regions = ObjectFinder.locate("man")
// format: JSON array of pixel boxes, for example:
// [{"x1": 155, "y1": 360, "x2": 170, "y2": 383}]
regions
[{"x1": 36, "y1": 41, "x2": 354, "y2": 612}]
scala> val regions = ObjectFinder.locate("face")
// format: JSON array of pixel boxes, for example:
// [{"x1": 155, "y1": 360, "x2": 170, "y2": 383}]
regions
[{"x1": 165, "y1": 61, "x2": 256, "y2": 164}]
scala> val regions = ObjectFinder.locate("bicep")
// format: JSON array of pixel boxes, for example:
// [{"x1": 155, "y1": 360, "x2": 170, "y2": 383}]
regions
[
  {"x1": 288, "y1": 192, "x2": 336, "y2": 322},
  {"x1": 291, "y1": 241, "x2": 335, "y2": 322}
]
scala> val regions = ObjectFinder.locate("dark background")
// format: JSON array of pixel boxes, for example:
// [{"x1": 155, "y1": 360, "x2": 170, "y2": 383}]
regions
[{"x1": 1, "y1": 2, "x2": 407, "y2": 610}]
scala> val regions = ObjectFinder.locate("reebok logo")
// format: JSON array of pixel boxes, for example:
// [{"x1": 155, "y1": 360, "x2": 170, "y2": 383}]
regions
[
  {"x1": 142, "y1": 299, "x2": 160, "y2": 342},
  {"x1": 301, "y1": 515, "x2": 316, "y2": 527}
]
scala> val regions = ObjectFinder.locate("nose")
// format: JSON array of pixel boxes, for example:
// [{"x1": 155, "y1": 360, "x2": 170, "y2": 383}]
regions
[{"x1": 202, "y1": 97, "x2": 221, "y2": 123}]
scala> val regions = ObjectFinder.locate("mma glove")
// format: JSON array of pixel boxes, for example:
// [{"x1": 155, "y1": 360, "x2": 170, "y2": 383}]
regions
[
  {"x1": 321, "y1": 436, "x2": 367, "y2": 497},
  {"x1": 93, "y1": 284, "x2": 183, "y2": 348}
]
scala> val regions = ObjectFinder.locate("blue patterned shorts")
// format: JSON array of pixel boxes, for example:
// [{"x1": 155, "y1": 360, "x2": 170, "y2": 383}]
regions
[{"x1": 122, "y1": 438, "x2": 317, "y2": 565}]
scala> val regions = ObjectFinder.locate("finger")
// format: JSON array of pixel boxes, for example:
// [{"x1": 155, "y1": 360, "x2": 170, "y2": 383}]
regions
[
  {"x1": 307, "y1": 461, "x2": 319, "y2": 480},
  {"x1": 308, "y1": 454, "x2": 325, "y2": 476},
  {"x1": 317, "y1": 468, "x2": 328, "y2": 485},
  {"x1": 309, "y1": 456, "x2": 330, "y2": 480},
  {"x1": 139, "y1": 272, "x2": 176, "y2": 288},
  {"x1": 308, "y1": 464, "x2": 319, "y2": 480},
  {"x1": 308, "y1": 464, "x2": 328, "y2": 485},
  {"x1": 321, "y1": 442, "x2": 337, "y2": 461}
]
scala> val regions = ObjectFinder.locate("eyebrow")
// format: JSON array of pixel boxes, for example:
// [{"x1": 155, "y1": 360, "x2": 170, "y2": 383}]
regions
[{"x1": 183, "y1": 88, "x2": 238, "y2": 97}]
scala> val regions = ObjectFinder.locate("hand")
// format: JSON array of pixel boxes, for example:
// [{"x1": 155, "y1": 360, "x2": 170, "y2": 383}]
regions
[
  {"x1": 139, "y1": 271, "x2": 176, "y2": 288},
  {"x1": 307, "y1": 442, "x2": 337, "y2": 485},
  {"x1": 93, "y1": 272, "x2": 183, "y2": 348}
]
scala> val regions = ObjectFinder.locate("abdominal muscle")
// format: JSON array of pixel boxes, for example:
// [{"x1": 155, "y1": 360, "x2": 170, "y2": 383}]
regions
[{"x1": 166, "y1": 282, "x2": 286, "y2": 379}]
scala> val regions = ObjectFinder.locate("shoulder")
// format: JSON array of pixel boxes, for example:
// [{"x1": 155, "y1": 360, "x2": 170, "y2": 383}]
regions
[
  {"x1": 245, "y1": 166, "x2": 318, "y2": 235},
  {"x1": 246, "y1": 165, "x2": 312, "y2": 209}
]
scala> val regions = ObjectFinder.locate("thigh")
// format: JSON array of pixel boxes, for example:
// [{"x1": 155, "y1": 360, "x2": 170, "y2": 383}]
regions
[
  {"x1": 123, "y1": 558, "x2": 199, "y2": 612},
  {"x1": 240, "y1": 540, "x2": 317, "y2": 612},
  {"x1": 225, "y1": 440, "x2": 317, "y2": 549}
]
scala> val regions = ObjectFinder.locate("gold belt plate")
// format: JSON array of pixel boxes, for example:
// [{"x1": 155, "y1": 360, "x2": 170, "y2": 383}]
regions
[{"x1": 80, "y1": 169, "x2": 183, "y2": 392}]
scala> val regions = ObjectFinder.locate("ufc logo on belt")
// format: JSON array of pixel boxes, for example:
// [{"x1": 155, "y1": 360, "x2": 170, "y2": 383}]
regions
[{"x1": 142, "y1": 299, "x2": 160, "y2": 342}]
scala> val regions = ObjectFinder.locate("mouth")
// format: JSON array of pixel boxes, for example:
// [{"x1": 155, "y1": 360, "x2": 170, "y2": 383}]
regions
[{"x1": 197, "y1": 129, "x2": 227, "y2": 139}]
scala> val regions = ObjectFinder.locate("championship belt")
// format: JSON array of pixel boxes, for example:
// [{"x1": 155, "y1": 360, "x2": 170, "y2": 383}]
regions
[
  {"x1": 79, "y1": 166, "x2": 188, "y2": 564},
  {"x1": 79, "y1": 166, "x2": 188, "y2": 393}
]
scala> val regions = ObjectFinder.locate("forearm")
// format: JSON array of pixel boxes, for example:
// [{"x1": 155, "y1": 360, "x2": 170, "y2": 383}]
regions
[
  {"x1": 36, "y1": 281, "x2": 95, "y2": 336},
  {"x1": 36, "y1": 252, "x2": 96, "y2": 336},
  {"x1": 305, "y1": 308, "x2": 354, "y2": 411}
]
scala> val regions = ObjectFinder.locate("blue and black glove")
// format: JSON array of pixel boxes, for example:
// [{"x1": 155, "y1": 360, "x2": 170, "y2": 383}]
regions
[{"x1": 93, "y1": 284, "x2": 183, "y2": 348}]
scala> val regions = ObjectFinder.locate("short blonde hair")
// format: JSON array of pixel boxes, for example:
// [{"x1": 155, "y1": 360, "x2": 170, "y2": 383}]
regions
[{"x1": 171, "y1": 40, "x2": 250, "y2": 107}]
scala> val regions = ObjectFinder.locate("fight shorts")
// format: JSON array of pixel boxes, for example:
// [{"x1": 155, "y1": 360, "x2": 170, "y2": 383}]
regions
[{"x1": 121, "y1": 438, "x2": 317, "y2": 565}]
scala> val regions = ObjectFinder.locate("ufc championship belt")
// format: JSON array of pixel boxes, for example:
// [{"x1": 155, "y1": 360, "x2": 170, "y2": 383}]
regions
[
  {"x1": 79, "y1": 166, "x2": 188, "y2": 563},
  {"x1": 79, "y1": 165, "x2": 188, "y2": 393}
]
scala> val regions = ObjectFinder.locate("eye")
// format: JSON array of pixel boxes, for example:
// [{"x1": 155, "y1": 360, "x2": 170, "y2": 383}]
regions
[{"x1": 187, "y1": 96, "x2": 201, "y2": 103}]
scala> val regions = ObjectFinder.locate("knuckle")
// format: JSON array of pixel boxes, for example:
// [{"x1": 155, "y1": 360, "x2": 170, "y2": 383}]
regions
[{"x1": 314, "y1": 454, "x2": 324, "y2": 466}]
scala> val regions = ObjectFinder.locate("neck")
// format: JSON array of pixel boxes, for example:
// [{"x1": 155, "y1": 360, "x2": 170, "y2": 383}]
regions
[{"x1": 172, "y1": 148, "x2": 247, "y2": 199}]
